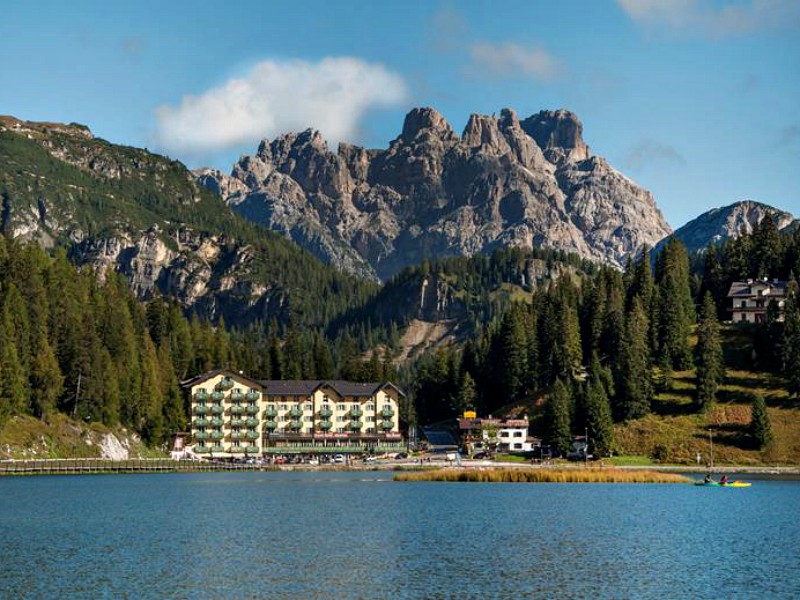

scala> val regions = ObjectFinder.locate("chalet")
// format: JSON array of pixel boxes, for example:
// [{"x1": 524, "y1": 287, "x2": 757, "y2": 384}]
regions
[{"x1": 727, "y1": 278, "x2": 787, "y2": 324}]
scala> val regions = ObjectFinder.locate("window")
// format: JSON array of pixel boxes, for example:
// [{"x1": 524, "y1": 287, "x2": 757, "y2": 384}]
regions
[
  {"x1": 336, "y1": 427, "x2": 345, "y2": 433},
  {"x1": 234, "y1": 387, "x2": 241, "y2": 393},
  {"x1": 304, "y1": 416, "x2": 313, "y2": 422},
  {"x1": 307, "y1": 428, "x2": 314, "y2": 434},
  {"x1": 352, "y1": 404, "x2": 359, "y2": 410},
  {"x1": 322, "y1": 394, "x2": 330, "y2": 403},
  {"x1": 366, "y1": 404, "x2": 374, "y2": 411},
  {"x1": 366, "y1": 416, "x2": 376, "y2": 422},
  {"x1": 741, "y1": 313, "x2": 747, "y2": 322},
  {"x1": 513, "y1": 431, "x2": 523, "y2": 438},
  {"x1": 280, "y1": 404, "x2": 288, "y2": 410},
  {"x1": 304, "y1": 403, "x2": 313, "y2": 410},
  {"x1": 336, "y1": 416, "x2": 346, "y2": 422},
  {"x1": 741, "y1": 300, "x2": 746, "y2": 308},
  {"x1": 278, "y1": 416, "x2": 286, "y2": 422},
  {"x1": 513, "y1": 443, "x2": 523, "y2": 449},
  {"x1": 366, "y1": 427, "x2": 375, "y2": 433},
  {"x1": 337, "y1": 404, "x2": 346, "y2": 411},
  {"x1": 500, "y1": 431, "x2": 509, "y2": 438},
  {"x1": 383, "y1": 404, "x2": 392, "y2": 410}
]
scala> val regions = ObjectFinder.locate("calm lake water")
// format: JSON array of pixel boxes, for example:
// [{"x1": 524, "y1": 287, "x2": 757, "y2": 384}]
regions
[{"x1": 1, "y1": 471, "x2": 798, "y2": 599}]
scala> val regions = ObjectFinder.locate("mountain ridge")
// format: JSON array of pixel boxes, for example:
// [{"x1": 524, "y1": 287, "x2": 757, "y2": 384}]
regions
[{"x1": 198, "y1": 106, "x2": 672, "y2": 281}]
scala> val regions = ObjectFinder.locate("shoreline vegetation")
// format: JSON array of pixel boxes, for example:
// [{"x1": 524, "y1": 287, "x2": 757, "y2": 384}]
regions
[{"x1": 393, "y1": 467, "x2": 692, "y2": 484}]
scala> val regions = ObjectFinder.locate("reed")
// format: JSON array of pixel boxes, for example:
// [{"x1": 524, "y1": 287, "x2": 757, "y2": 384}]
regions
[{"x1": 393, "y1": 467, "x2": 691, "y2": 484}]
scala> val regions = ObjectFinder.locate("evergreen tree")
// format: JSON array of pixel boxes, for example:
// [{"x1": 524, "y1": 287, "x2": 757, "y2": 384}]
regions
[
  {"x1": 616, "y1": 298, "x2": 652, "y2": 421},
  {"x1": 782, "y1": 279, "x2": 800, "y2": 397},
  {"x1": 695, "y1": 292, "x2": 724, "y2": 412},
  {"x1": 29, "y1": 337, "x2": 63, "y2": 420},
  {"x1": 655, "y1": 238, "x2": 695, "y2": 370},
  {"x1": 458, "y1": 371, "x2": 477, "y2": 414},
  {"x1": 585, "y1": 378, "x2": 614, "y2": 458},
  {"x1": 546, "y1": 378, "x2": 573, "y2": 456},
  {"x1": 749, "y1": 394, "x2": 772, "y2": 450}
]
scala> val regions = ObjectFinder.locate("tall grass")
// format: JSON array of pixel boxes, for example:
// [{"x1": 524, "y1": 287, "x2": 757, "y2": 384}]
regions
[{"x1": 394, "y1": 468, "x2": 691, "y2": 484}]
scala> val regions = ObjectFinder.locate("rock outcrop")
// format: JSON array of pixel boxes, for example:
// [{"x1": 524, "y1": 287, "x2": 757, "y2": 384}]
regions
[
  {"x1": 200, "y1": 106, "x2": 672, "y2": 280},
  {"x1": 662, "y1": 200, "x2": 795, "y2": 255}
]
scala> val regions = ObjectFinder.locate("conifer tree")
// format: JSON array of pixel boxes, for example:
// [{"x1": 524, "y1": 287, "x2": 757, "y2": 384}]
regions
[
  {"x1": 616, "y1": 298, "x2": 652, "y2": 420},
  {"x1": 781, "y1": 278, "x2": 800, "y2": 397},
  {"x1": 29, "y1": 337, "x2": 63, "y2": 420},
  {"x1": 458, "y1": 371, "x2": 477, "y2": 414},
  {"x1": 546, "y1": 378, "x2": 573, "y2": 456},
  {"x1": 750, "y1": 394, "x2": 772, "y2": 450},
  {"x1": 655, "y1": 238, "x2": 695, "y2": 370},
  {"x1": 695, "y1": 292, "x2": 724, "y2": 412},
  {"x1": 585, "y1": 378, "x2": 614, "y2": 458}
]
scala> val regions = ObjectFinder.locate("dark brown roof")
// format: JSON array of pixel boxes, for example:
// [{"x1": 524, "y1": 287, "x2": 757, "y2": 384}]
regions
[
  {"x1": 180, "y1": 369, "x2": 263, "y2": 390},
  {"x1": 261, "y1": 380, "x2": 405, "y2": 398},
  {"x1": 727, "y1": 280, "x2": 788, "y2": 298},
  {"x1": 182, "y1": 371, "x2": 405, "y2": 398}
]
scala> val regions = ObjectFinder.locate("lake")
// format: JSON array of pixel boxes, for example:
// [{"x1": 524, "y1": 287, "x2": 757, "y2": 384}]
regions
[{"x1": 1, "y1": 471, "x2": 798, "y2": 599}]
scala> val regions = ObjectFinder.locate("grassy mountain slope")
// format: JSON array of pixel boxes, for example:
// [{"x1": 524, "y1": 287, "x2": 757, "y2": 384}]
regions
[{"x1": 0, "y1": 118, "x2": 376, "y2": 328}]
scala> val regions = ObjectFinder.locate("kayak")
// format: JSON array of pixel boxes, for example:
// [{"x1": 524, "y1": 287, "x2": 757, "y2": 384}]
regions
[{"x1": 695, "y1": 481, "x2": 752, "y2": 487}]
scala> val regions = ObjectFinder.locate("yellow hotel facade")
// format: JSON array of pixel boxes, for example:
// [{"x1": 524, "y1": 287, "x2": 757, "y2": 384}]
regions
[{"x1": 182, "y1": 370, "x2": 405, "y2": 456}]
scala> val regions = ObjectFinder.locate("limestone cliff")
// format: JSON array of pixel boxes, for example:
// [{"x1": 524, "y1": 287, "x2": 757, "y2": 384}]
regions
[{"x1": 200, "y1": 107, "x2": 672, "y2": 280}]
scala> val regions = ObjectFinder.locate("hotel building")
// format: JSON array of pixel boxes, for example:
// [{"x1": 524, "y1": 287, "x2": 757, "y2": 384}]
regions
[{"x1": 182, "y1": 370, "x2": 405, "y2": 456}]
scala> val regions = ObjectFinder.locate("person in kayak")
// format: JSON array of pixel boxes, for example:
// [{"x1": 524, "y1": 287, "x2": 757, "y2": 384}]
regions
[
  {"x1": 719, "y1": 474, "x2": 729, "y2": 485},
  {"x1": 704, "y1": 473, "x2": 713, "y2": 484}
]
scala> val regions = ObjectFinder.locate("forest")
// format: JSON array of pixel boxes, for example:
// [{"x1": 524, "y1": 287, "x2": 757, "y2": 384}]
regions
[{"x1": 0, "y1": 215, "x2": 798, "y2": 455}]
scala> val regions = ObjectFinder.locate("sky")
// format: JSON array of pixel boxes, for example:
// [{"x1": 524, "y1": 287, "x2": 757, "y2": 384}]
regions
[{"x1": 1, "y1": 0, "x2": 798, "y2": 228}]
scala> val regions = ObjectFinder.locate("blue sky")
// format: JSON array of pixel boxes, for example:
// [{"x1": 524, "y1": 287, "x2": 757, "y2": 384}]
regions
[{"x1": 2, "y1": 0, "x2": 798, "y2": 228}]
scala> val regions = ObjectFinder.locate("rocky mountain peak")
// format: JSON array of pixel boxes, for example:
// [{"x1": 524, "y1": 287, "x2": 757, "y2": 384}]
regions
[
  {"x1": 461, "y1": 113, "x2": 510, "y2": 155},
  {"x1": 200, "y1": 105, "x2": 672, "y2": 281},
  {"x1": 664, "y1": 200, "x2": 796, "y2": 255},
  {"x1": 521, "y1": 109, "x2": 590, "y2": 164},
  {"x1": 400, "y1": 107, "x2": 455, "y2": 143}
]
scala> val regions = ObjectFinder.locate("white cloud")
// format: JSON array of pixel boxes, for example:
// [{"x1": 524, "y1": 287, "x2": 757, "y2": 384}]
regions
[
  {"x1": 154, "y1": 57, "x2": 407, "y2": 156},
  {"x1": 616, "y1": 0, "x2": 800, "y2": 38},
  {"x1": 467, "y1": 41, "x2": 562, "y2": 81},
  {"x1": 623, "y1": 139, "x2": 685, "y2": 172}
]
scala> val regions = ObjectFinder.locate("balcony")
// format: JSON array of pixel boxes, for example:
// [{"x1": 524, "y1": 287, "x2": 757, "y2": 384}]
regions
[
  {"x1": 244, "y1": 418, "x2": 258, "y2": 427},
  {"x1": 264, "y1": 420, "x2": 278, "y2": 430},
  {"x1": 230, "y1": 406, "x2": 245, "y2": 415},
  {"x1": 194, "y1": 446, "x2": 210, "y2": 454},
  {"x1": 194, "y1": 418, "x2": 210, "y2": 427},
  {"x1": 246, "y1": 391, "x2": 260, "y2": 401},
  {"x1": 228, "y1": 446, "x2": 244, "y2": 454},
  {"x1": 194, "y1": 391, "x2": 209, "y2": 401},
  {"x1": 318, "y1": 407, "x2": 333, "y2": 418},
  {"x1": 210, "y1": 405, "x2": 224, "y2": 415},
  {"x1": 194, "y1": 406, "x2": 209, "y2": 415},
  {"x1": 210, "y1": 431, "x2": 224, "y2": 440},
  {"x1": 288, "y1": 419, "x2": 303, "y2": 430},
  {"x1": 230, "y1": 418, "x2": 245, "y2": 428},
  {"x1": 245, "y1": 446, "x2": 260, "y2": 454},
  {"x1": 194, "y1": 431, "x2": 209, "y2": 440},
  {"x1": 289, "y1": 407, "x2": 303, "y2": 418},
  {"x1": 350, "y1": 408, "x2": 364, "y2": 418},
  {"x1": 264, "y1": 407, "x2": 278, "y2": 418},
  {"x1": 230, "y1": 391, "x2": 244, "y2": 402},
  {"x1": 211, "y1": 391, "x2": 224, "y2": 401},
  {"x1": 217, "y1": 379, "x2": 234, "y2": 391},
  {"x1": 380, "y1": 420, "x2": 394, "y2": 430},
  {"x1": 381, "y1": 408, "x2": 395, "y2": 418},
  {"x1": 246, "y1": 431, "x2": 259, "y2": 440},
  {"x1": 349, "y1": 420, "x2": 363, "y2": 430},
  {"x1": 210, "y1": 418, "x2": 224, "y2": 427},
  {"x1": 318, "y1": 420, "x2": 333, "y2": 430},
  {"x1": 245, "y1": 405, "x2": 259, "y2": 415},
  {"x1": 230, "y1": 431, "x2": 244, "y2": 441}
]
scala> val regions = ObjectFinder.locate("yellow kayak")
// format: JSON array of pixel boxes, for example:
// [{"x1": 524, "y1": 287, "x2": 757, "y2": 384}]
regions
[{"x1": 695, "y1": 481, "x2": 752, "y2": 487}]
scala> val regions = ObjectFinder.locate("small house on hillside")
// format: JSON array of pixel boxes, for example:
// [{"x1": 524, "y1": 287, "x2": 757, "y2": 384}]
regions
[{"x1": 727, "y1": 278, "x2": 787, "y2": 324}]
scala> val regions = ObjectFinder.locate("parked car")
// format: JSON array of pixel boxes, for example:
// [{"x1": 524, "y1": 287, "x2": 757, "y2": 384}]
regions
[
  {"x1": 472, "y1": 452, "x2": 492, "y2": 460},
  {"x1": 394, "y1": 452, "x2": 408, "y2": 460},
  {"x1": 332, "y1": 454, "x2": 345, "y2": 463}
]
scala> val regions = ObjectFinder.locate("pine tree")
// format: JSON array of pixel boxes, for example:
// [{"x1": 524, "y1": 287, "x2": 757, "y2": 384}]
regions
[
  {"x1": 750, "y1": 394, "x2": 772, "y2": 450},
  {"x1": 695, "y1": 292, "x2": 724, "y2": 412},
  {"x1": 655, "y1": 238, "x2": 695, "y2": 371},
  {"x1": 547, "y1": 378, "x2": 573, "y2": 456},
  {"x1": 782, "y1": 279, "x2": 800, "y2": 397},
  {"x1": 585, "y1": 379, "x2": 614, "y2": 458},
  {"x1": 616, "y1": 298, "x2": 652, "y2": 421},
  {"x1": 458, "y1": 371, "x2": 477, "y2": 414},
  {"x1": 29, "y1": 337, "x2": 63, "y2": 420}
]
